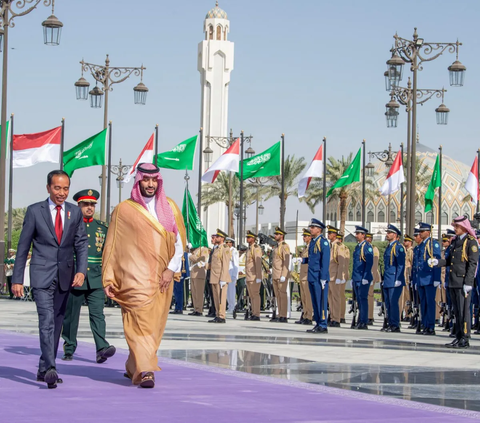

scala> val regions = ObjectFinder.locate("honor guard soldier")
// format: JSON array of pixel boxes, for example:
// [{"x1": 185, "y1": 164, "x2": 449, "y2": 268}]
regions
[
  {"x1": 208, "y1": 229, "x2": 232, "y2": 323},
  {"x1": 306, "y1": 219, "x2": 330, "y2": 333},
  {"x1": 402, "y1": 234, "x2": 414, "y2": 320},
  {"x1": 337, "y1": 233, "x2": 349, "y2": 323},
  {"x1": 382, "y1": 224, "x2": 406, "y2": 332},
  {"x1": 327, "y1": 226, "x2": 345, "y2": 327},
  {"x1": 408, "y1": 229, "x2": 422, "y2": 329},
  {"x1": 62, "y1": 189, "x2": 116, "y2": 363},
  {"x1": 366, "y1": 232, "x2": 380, "y2": 325},
  {"x1": 245, "y1": 231, "x2": 263, "y2": 321},
  {"x1": 440, "y1": 230, "x2": 454, "y2": 333},
  {"x1": 416, "y1": 222, "x2": 441, "y2": 335},
  {"x1": 188, "y1": 244, "x2": 210, "y2": 316},
  {"x1": 433, "y1": 216, "x2": 478, "y2": 348},
  {"x1": 352, "y1": 226, "x2": 373, "y2": 329},
  {"x1": 296, "y1": 228, "x2": 313, "y2": 325},
  {"x1": 271, "y1": 227, "x2": 291, "y2": 323}
]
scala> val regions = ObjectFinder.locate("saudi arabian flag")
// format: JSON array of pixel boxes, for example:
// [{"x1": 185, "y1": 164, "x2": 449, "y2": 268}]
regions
[
  {"x1": 238, "y1": 141, "x2": 281, "y2": 180},
  {"x1": 326, "y1": 147, "x2": 362, "y2": 197},
  {"x1": 424, "y1": 154, "x2": 442, "y2": 212},
  {"x1": 182, "y1": 187, "x2": 208, "y2": 249},
  {"x1": 155, "y1": 135, "x2": 197, "y2": 170},
  {"x1": 63, "y1": 128, "x2": 107, "y2": 177}
]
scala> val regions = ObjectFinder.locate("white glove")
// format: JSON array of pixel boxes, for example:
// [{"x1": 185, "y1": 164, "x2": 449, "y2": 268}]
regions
[
  {"x1": 362, "y1": 279, "x2": 369, "y2": 285},
  {"x1": 428, "y1": 258, "x2": 439, "y2": 267},
  {"x1": 394, "y1": 280, "x2": 401, "y2": 287},
  {"x1": 463, "y1": 285, "x2": 473, "y2": 295},
  {"x1": 335, "y1": 279, "x2": 342, "y2": 285},
  {"x1": 433, "y1": 281, "x2": 440, "y2": 288},
  {"x1": 341, "y1": 280, "x2": 346, "y2": 285},
  {"x1": 220, "y1": 281, "x2": 227, "y2": 288},
  {"x1": 320, "y1": 280, "x2": 326, "y2": 289},
  {"x1": 197, "y1": 261, "x2": 205, "y2": 268},
  {"x1": 268, "y1": 269, "x2": 272, "y2": 275},
  {"x1": 280, "y1": 276, "x2": 286, "y2": 283},
  {"x1": 256, "y1": 278, "x2": 262, "y2": 284}
]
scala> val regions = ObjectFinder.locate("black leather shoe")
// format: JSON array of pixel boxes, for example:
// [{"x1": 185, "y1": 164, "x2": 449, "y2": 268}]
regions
[
  {"x1": 44, "y1": 368, "x2": 59, "y2": 389},
  {"x1": 62, "y1": 353, "x2": 73, "y2": 361},
  {"x1": 169, "y1": 310, "x2": 183, "y2": 314},
  {"x1": 329, "y1": 321, "x2": 340, "y2": 328},
  {"x1": 208, "y1": 317, "x2": 219, "y2": 323},
  {"x1": 96, "y1": 345, "x2": 116, "y2": 364},
  {"x1": 317, "y1": 327, "x2": 328, "y2": 333},
  {"x1": 215, "y1": 318, "x2": 226, "y2": 323},
  {"x1": 278, "y1": 317, "x2": 288, "y2": 323},
  {"x1": 388, "y1": 326, "x2": 401, "y2": 333},
  {"x1": 423, "y1": 329, "x2": 436, "y2": 336},
  {"x1": 357, "y1": 323, "x2": 368, "y2": 330},
  {"x1": 302, "y1": 319, "x2": 313, "y2": 325},
  {"x1": 37, "y1": 371, "x2": 63, "y2": 384},
  {"x1": 295, "y1": 319, "x2": 305, "y2": 324},
  {"x1": 454, "y1": 338, "x2": 470, "y2": 349},
  {"x1": 306, "y1": 325, "x2": 320, "y2": 333},
  {"x1": 340, "y1": 319, "x2": 346, "y2": 324},
  {"x1": 442, "y1": 326, "x2": 451, "y2": 332},
  {"x1": 269, "y1": 317, "x2": 279, "y2": 322},
  {"x1": 250, "y1": 316, "x2": 260, "y2": 321},
  {"x1": 367, "y1": 319, "x2": 374, "y2": 325},
  {"x1": 445, "y1": 339, "x2": 460, "y2": 348}
]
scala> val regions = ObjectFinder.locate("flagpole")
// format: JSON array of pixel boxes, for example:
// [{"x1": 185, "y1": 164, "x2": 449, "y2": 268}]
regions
[
  {"x1": 280, "y1": 133, "x2": 285, "y2": 227},
  {"x1": 7, "y1": 113, "x2": 13, "y2": 252},
  {"x1": 362, "y1": 139, "x2": 366, "y2": 228},
  {"x1": 477, "y1": 148, "x2": 480, "y2": 214},
  {"x1": 239, "y1": 131, "x2": 245, "y2": 242},
  {"x1": 60, "y1": 118, "x2": 65, "y2": 171},
  {"x1": 155, "y1": 124, "x2": 159, "y2": 162},
  {"x1": 106, "y1": 121, "x2": 112, "y2": 223},
  {"x1": 322, "y1": 137, "x2": 327, "y2": 222},
  {"x1": 438, "y1": 145, "x2": 442, "y2": 243},
  {"x1": 185, "y1": 169, "x2": 191, "y2": 243},
  {"x1": 400, "y1": 142, "x2": 404, "y2": 238},
  {"x1": 197, "y1": 127, "x2": 203, "y2": 216}
]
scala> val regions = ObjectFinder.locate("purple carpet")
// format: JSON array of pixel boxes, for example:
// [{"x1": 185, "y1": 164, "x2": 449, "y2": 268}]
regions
[{"x1": 0, "y1": 330, "x2": 478, "y2": 422}]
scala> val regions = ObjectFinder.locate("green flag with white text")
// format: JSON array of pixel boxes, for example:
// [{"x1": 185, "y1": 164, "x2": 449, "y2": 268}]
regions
[
  {"x1": 238, "y1": 141, "x2": 281, "y2": 180},
  {"x1": 63, "y1": 128, "x2": 107, "y2": 177},
  {"x1": 424, "y1": 154, "x2": 441, "y2": 212},
  {"x1": 155, "y1": 135, "x2": 197, "y2": 170},
  {"x1": 182, "y1": 187, "x2": 208, "y2": 249},
  {"x1": 326, "y1": 147, "x2": 361, "y2": 197}
]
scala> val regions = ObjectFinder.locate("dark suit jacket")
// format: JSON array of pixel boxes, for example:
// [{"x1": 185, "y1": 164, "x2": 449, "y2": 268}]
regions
[{"x1": 12, "y1": 199, "x2": 88, "y2": 291}]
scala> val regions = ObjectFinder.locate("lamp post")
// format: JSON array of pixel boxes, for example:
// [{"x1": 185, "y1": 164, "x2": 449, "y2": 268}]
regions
[
  {"x1": 0, "y1": 0, "x2": 62, "y2": 278},
  {"x1": 110, "y1": 159, "x2": 131, "y2": 204},
  {"x1": 74, "y1": 54, "x2": 148, "y2": 222},
  {"x1": 204, "y1": 130, "x2": 253, "y2": 238},
  {"x1": 385, "y1": 27, "x2": 465, "y2": 235}
]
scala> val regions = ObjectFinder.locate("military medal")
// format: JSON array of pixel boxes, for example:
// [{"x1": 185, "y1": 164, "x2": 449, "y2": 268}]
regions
[{"x1": 67, "y1": 211, "x2": 71, "y2": 219}]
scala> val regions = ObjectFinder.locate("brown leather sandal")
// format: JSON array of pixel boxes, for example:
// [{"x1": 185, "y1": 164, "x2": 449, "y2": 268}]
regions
[{"x1": 139, "y1": 372, "x2": 155, "y2": 388}]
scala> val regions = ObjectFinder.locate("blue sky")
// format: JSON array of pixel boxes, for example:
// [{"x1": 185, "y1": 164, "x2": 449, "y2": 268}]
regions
[{"x1": 6, "y1": 0, "x2": 480, "y2": 225}]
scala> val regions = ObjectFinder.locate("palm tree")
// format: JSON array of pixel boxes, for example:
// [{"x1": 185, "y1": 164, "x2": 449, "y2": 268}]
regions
[
  {"x1": 263, "y1": 155, "x2": 306, "y2": 222},
  {"x1": 304, "y1": 154, "x2": 377, "y2": 234}
]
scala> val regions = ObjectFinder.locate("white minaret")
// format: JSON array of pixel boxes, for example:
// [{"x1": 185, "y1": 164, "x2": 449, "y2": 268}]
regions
[{"x1": 198, "y1": 2, "x2": 234, "y2": 237}]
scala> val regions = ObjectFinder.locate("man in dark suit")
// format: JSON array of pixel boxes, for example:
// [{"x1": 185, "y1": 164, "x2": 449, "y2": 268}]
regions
[{"x1": 12, "y1": 170, "x2": 88, "y2": 389}]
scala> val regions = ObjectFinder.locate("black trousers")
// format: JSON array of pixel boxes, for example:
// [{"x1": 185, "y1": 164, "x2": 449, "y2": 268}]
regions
[
  {"x1": 6, "y1": 275, "x2": 13, "y2": 298},
  {"x1": 449, "y1": 287, "x2": 471, "y2": 340}
]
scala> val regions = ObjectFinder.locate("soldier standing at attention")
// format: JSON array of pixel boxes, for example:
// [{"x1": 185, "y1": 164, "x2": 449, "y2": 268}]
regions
[
  {"x1": 432, "y1": 216, "x2": 478, "y2": 348},
  {"x1": 188, "y1": 244, "x2": 209, "y2": 316},
  {"x1": 306, "y1": 219, "x2": 330, "y2": 333},
  {"x1": 382, "y1": 224, "x2": 406, "y2": 332},
  {"x1": 271, "y1": 227, "x2": 291, "y2": 323},
  {"x1": 295, "y1": 228, "x2": 313, "y2": 325},
  {"x1": 402, "y1": 235, "x2": 414, "y2": 321},
  {"x1": 337, "y1": 233, "x2": 349, "y2": 323},
  {"x1": 245, "y1": 231, "x2": 263, "y2": 321},
  {"x1": 62, "y1": 189, "x2": 116, "y2": 363},
  {"x1": 366, "y1": 232, "x2": 380, "y2": 325},
  {"x1": 351, "y1": 226, "x2": 373, "y2": 330},
  {"x1": 327, "y1": 226, "x2": 344, "y2": 327},
  {"x1": 417, "y1": 222, "x2": 441, "y2": 335}
]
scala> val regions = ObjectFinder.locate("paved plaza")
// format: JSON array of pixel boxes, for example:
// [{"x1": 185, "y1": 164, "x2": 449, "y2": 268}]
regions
[{"x1": 1, "y1": 298, "x2": 480, "y2": 422}]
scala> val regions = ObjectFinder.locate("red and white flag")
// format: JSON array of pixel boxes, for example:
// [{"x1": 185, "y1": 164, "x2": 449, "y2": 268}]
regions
[
  {"x1": 465, "y1": 156, "x2": 479, "y2": 205},
  {"x1": 12, "y1": 126, "x2": 62, "y2": 168},
  {"x1": 201, "y1": 138, "x2": 240, "y2": 183},
  {"x1": 379, "y1": 150, "x2": 405, "y2": 195},
  {"x1": 124, "y1": 134, "x2": 154, "y2": 183},
  {"x1": 298, "y1": 144, "x2": 323, "y2": 198}
]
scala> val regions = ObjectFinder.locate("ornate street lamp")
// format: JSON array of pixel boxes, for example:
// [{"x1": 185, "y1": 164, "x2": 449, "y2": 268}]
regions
[
  {"x1": 245, "y1": 145, "x2": 255, "y2": 158},
  {"x1": 203, "y1": 145, "x2": 213, "y2": 165},
  {"x1": 448, "y1": 60, "x2": 466, "y2": 87},
  {"x1": 435, "y1": 102, "x2": 450, "y2": 125},
  {"x1": 133, "y1": 67, "x2": 148, "y2": 105},
  {"x1": 42, "y1": 3, "x2": 63, "y2": 46},
  {"x1": 258, "y1": 204, "x2": 264, "y2": 215},
  {"x1": 385, "y1": 95, "x2": 400, "y2": 128},
  {"x1": 386, "y1": 53, "x2": 405, "y2": 87},
  {"x1": 74, "y1": 75, "x2": 90, "y2": 100},
  {"x1": 365, "y1": 160, "x2": 375, "y2": 177},
  {"x1": 89, "y1": 85, "x2": 104, "y2": 109}
]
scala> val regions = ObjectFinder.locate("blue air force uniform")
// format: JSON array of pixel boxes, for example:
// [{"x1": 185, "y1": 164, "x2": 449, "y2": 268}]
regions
[
  {"x1": 352, "y1": 226, "x2": 373, "y2": 327},
  {"x1": 417, "y1": 223, "x2": 441, "y2": 333},
  {"x1": 382, "y1": 225, "x2": 406, "y2": 330},
  {"x1": 307, "y1": 219, "x2": 330, "y2": 331},
  {"x1": 173, "y1": 252, "x2": 190, "y2": 312}
]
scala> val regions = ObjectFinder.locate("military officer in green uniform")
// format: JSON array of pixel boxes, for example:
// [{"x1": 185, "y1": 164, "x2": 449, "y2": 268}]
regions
[{"x1": 61, "y1": 189, "x2": 116, "y2": 363}]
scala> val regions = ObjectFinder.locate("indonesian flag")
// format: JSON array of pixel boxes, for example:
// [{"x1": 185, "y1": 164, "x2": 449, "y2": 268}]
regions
[
  {"x1": 123, "y1": 134, "x2": 154, "y2": 183},
  {"x1": 298, "y1": 144, "x2": 323, "y2": 198},
  {"x1": 465, "y1": 156, "x2": 479, "y2": 205},
  {"x1": 201, "y1": 138, "x2": 240, "y2": 183},
  {"x1": 379, "y1": 150, "x2": 405, "y2": 195},
  {"x1": 12, "y1": 126, "x2": 62, "y2": 168}
]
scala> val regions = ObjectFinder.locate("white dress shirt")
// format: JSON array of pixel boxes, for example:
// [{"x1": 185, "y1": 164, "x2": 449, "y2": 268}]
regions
[
  {"x1": 48, "y1": 198, "x2": 65, "y2": 227},
  {"x1": 143, "y1": 196, "x2": 183, "y2": 273}
]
